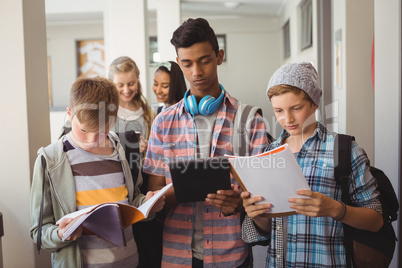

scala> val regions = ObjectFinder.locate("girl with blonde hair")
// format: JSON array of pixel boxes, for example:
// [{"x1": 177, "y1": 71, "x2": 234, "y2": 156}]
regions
[{"x1": 109, "y1": 56, "x2": 153, "y2": 153}]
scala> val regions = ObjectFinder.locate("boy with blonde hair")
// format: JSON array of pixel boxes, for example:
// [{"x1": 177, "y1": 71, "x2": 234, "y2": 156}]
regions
[{"x1": 30, "y1": 76, "x2": 164, "y2": 267}]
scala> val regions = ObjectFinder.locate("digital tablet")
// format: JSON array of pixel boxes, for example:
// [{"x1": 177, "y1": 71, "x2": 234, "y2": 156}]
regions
[{"x1": 169, "y1": 157, "x2": 232, "y2": 203}]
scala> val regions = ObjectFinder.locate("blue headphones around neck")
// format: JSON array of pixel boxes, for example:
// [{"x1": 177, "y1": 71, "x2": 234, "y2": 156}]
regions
[{"x1": 184, "y1": 84, "x2": 225, "y2": 116}]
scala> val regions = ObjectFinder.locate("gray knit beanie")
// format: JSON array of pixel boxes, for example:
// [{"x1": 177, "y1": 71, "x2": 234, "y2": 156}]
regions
[{"x1": 267, "y1": 62, "x2": 322, "y2": 106}]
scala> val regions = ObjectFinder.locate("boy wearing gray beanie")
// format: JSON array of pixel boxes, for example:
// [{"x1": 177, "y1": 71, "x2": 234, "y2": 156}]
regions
[{"x1": 241, "y1": 62, "x2": 383, "y2": 267}]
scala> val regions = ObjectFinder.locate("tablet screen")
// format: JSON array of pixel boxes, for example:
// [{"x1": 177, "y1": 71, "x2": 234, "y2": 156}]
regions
[{"x1": 169, "y1": 157, "x2": 231, "y2": 203}]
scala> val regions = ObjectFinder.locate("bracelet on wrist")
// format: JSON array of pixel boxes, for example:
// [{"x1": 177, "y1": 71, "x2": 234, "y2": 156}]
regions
[
  {"x1": 221, "y1": 209, "x2": 238, "y2": 217},
  {"x1": 334, "y1": 201, "x2": 347, "y2": 221}
]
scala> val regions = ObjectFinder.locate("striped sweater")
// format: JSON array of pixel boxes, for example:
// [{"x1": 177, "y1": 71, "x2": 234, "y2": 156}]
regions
[{"x1": 64, "y1": 134, "x2": 138, "y2": 267}]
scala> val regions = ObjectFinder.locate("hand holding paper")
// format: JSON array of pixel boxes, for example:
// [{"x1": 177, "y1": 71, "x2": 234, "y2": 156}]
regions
[
  {"x1": 57, "y1": 217, "x2": 83, "y2": 241},
  {"x1": 241, "y1": 191, "x2": 272, "y2": 233},
  {"x1": 145, "y1": 190, "x2": 165, "y2": 214},
  {"x1": 226, "y1": 144, "x2": 310, "y2": 217},
  {"x1": 241, "y1": 191, "x2": 272, "y2": 219},
  {"x1": 288, "y1": 189, "x2": 339, "y2": 218}
]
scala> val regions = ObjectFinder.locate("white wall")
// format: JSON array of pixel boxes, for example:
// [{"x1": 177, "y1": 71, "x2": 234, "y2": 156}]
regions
[
  {"x1": 331, "y1": 0, "x2": 347, "y2": 133},
  {"x1": 279, "y1": 0, "x2": 318, "y2": 66},
  {"x1": 272, "y1": 0, "x2": 319, "y2": 137},
  {"x1": 0, "y1": 0, "x2": 52, "y2": 267},
  {"x1": 46, "y1": 0, "x2": 104, "y2": 14},
  {"x1": 104, "y1": 0, "x2": 150, "y2": 96},
  {"x1": 47, "y1": 23, "x2": 104, "y2": 107},
  {"x1": 331, "y1": 0, "x2": 375, "y2": 161},
  {"x1": 345, "y1": 0, "x2": 374, "y2": 160},
  {"x1": 374, "y1": 1, "x2": 401, "y2": 266},
  {"x1": 208, "y1": 17, "x2": 282, "y2": 137}
]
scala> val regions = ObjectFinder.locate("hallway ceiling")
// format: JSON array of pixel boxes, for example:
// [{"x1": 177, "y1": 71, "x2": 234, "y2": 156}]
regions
[
  {"x1": 168, "y1": 0, "x2": 284, "y2": 18},
  {"x1": 45, "y1": 0, "x2": 285, "y2": 24}
]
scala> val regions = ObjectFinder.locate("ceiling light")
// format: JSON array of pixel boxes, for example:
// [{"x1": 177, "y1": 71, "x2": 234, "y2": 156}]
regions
[{"x1": 224, "y1": 2, "x2": 240, "y2": 9}]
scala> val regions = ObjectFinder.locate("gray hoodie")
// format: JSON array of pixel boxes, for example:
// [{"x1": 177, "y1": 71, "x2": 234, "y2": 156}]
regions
[{"x1": 29, "y1": 132, "x2": 146, "y2": 268}]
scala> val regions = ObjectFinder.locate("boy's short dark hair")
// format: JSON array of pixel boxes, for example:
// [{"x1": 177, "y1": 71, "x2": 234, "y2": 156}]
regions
[
  {"x1": 70, "y1": 76, "x2": 119, "y2": 131},
  {"x1": 170, "y1": 18, "x2": 219, "y2": 55},
  {"x1": 268, "y1": 84, "x2": 316, "y2": 107}
]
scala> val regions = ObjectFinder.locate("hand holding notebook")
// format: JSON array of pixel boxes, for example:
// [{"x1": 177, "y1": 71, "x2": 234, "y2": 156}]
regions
[
  {"x1": 56, "y1": 183, "x2": 172, "y2": 246},
  {"x1": 226, "y1": 144, "x2": 310, "y2": 217}
]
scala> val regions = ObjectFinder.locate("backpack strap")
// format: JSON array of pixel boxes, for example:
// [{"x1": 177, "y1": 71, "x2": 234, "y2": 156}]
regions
[
  {"x1": 58, "y1": 119, "x2": 71, "y2": 140},
  {"x1": 334, "y1": 134, "x2": 354, "y2": 203},
  {"x1": 115, "y1": 130, "x2": 140, "y2": 185},
  {"x1": 37, "y1": 155, "x2": 47, "y2": 253},
  {"x1": 238, "y1": 104, "x2": 254, "y2": 156},
  {"x1": 334, "y1": 133, "x2": 355, "y2": 268},
  {"x1": 233, "y1": 103, "x2": 262, "y2": 156}
]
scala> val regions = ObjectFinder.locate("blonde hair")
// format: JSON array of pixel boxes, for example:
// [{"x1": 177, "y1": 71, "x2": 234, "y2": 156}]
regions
[
  {"x1": 268, "y1": 84, "x2": 316, "y2": 107},
  {"x1": 69, "y1": 76, "x2": 119, "y2": 131},
  {"x1": 108, "y1": 56, "x2": 153, "y2": 138}
]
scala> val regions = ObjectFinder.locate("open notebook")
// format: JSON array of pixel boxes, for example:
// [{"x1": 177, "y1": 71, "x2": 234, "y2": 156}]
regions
[{"x1": 56, "y1": 183, "x2": 172, "y2": 246}]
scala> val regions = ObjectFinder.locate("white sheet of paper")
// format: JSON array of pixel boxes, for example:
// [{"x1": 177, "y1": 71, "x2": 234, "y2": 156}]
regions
[
  {"x1": 227, "y1": 144, "x2": 310, "y2": 215},
  {"x1": 137, "y1": 183, "x2": 172, "y2": 217}
]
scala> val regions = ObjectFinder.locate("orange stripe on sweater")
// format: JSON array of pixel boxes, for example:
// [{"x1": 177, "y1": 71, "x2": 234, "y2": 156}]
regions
[{"x1": 76, "y1": 186, "x2": 128, "y2": 206}]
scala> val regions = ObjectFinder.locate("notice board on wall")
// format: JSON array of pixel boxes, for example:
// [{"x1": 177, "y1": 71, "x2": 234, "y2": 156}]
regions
[{"x1": 76, "y1": 39, "x2": 105, "y2": 78}]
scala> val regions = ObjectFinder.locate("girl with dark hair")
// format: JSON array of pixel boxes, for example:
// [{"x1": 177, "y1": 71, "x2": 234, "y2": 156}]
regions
[{"x1": 153, "y1": 61, "x2": 187, "y2": 114}]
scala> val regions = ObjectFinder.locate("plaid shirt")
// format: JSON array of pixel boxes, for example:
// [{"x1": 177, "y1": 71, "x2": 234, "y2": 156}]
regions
[
  {"x1": 143, "y1": 89, "x2": 268, "y2": 267},
  {"x1": 242, "y1": 122, "x2": 382, "y2": 268}
]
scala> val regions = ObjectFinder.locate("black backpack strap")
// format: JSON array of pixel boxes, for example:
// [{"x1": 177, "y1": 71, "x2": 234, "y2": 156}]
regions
[
  {"x1": 37, "y1": 155, "x2": 47, "y2": 253},
  {"x1": 116, "y1": 130, "x2": 140, "y2": 185},
  {"x1": 334, "y1": 134, "x2": 354, "y2": 203},
  {"x1": 334, "y1": 134, "x2": 355, "y2": 268}
]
